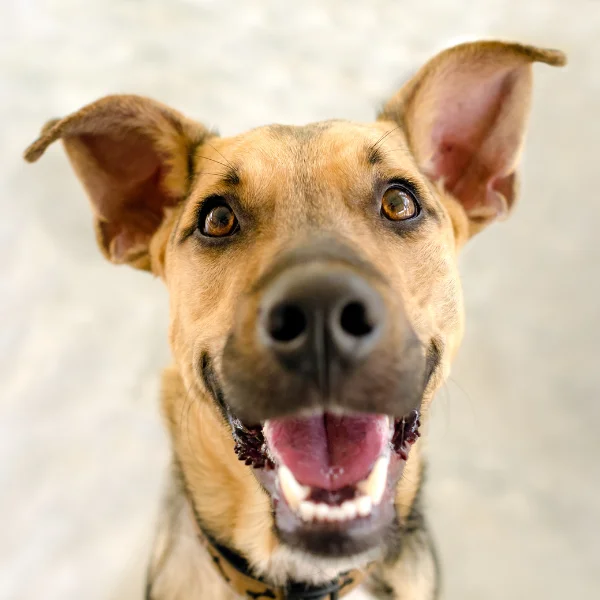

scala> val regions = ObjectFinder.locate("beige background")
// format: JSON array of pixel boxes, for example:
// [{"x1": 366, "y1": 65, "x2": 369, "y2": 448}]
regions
[{"x1": 1, "y1": 1, "x2": 599, "y2": 599}]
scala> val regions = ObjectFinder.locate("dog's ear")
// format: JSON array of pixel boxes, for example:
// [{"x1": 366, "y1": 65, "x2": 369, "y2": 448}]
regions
[
  {"x1": 24, "y1": 95, "x2": 211, "y2": 271},
  {"x1": 379, "y1": 41, "x2": 566, "y2": 237}
]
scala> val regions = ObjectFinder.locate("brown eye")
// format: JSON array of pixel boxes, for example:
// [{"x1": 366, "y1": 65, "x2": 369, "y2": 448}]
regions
[
  {"x1": 201, "y1": 203, "x2": 238, "y2": 237},
  {"x1": 381, "y1": 187, "x2": 419, "y2": 221}
]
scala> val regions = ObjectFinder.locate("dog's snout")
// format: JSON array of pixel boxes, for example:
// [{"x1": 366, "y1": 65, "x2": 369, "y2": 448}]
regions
[{"x1": 259, "y1": 266, "x2": 385, "y2": 388}]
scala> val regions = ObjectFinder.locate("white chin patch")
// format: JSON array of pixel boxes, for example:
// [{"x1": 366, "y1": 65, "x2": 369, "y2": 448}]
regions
[{"x1": 262, "y1": 544, "x2": 382, "y2": 587}]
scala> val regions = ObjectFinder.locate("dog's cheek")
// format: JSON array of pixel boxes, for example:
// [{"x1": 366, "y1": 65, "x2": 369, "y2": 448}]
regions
[{"x1": 401, "y1": 235, "x2": 465, "y2": 394}]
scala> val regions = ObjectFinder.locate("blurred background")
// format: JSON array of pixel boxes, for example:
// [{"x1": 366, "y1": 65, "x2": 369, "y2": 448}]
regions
[{"x1": 1, "y1": 1, "x2": 599, "y2": 599}]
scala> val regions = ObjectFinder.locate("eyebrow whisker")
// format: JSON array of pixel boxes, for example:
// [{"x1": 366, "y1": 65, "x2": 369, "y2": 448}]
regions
[
  {"x1": 197, "y1": 155, "x2": 232, "y2": 170},
  {"x1": 369, "y1": 125, "x2": 402, "y2": 156},
  {"x1": 198, "y1": 172, "x2": 232, "y2": 177},
  {"x1": 375, "y1": 146, "x2": 410, "y2": 160},
  {"x1": 206, "y1": 142, "x2": 236, "y2": 171}
]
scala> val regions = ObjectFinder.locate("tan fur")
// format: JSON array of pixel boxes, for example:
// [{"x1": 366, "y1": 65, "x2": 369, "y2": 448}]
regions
[{"x1": 24, "y1": 40, "x2": 565, "y2": 599}]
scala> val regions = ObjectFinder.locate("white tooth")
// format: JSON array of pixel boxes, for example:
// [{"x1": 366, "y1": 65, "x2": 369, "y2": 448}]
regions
[
  {"x1": 327, "y1": 506, "x2": 344, "y2": 521},
  {"x1": 299, "y1": 501, "x2": 316, "y2": 522},
  {"x1": 388, "y1": 415, "x2": 395, "y2": 434},
  {"x1": 315, "y1": 503, "x2": 330, "y2": 521},
  {"x1": 357, "y1": 454, "x2": 389, "y2": 505},
  {"x1": 355, "y1": 495, "x2": 373, "y2": 517},
  {"x1": 278, "y1": 466, "x2": 309, "y2": 510},
  {"x1": 340, "y1": 501, "x2": 357, "y2": 520}
]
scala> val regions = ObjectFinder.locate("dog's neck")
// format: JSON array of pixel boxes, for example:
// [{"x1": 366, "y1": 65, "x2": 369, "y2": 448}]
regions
[{"x1": 193, "y1": 511, "x2": 373, "y2": 599}]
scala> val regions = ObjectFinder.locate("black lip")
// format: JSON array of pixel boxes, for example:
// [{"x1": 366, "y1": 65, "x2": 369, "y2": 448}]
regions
[
  {"x1": 201, "y1": 351, "x2": 274, "y2": 469},
  {"x1": 200, "y1": 352, "x2": 230, "y2": 423},
  {"x1": 424, "y1": 338, "x2": 441, "y2": 386},
  {"x1": 278, "y1": 517, "x2": 393, "y2": 557}
]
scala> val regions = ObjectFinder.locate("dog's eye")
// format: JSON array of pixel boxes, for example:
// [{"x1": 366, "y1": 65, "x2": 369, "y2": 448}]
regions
[
  {"x1": 199, "y1": 201, "x2": 238, "y2": 237},
  {"x1": 381, "y1": 186, "x2": 419, "y2": 221}
]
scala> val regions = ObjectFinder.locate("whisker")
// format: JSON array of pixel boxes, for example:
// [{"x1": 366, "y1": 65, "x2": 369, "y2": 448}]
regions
[
  {"x1": 447, "y1": 376, "x2": 476, "y2": 421},
  {"x1": 370, "y1": 125, "x2": 402, "y2": 155},
  {"x1": 433, "y1": 381, "x2": 453, "y2": 440},
  {"x1": 206, "y1": 142, "x2": 236, "y2": 170},
  {"x1": 198, "y1": 171, "x2": 231, "y2": 178},
  {"x1": 182, "y1": 170, "x2": 228, "y2": 190},
  {"x1": 399, "y1": 472, "x2": 418, "y2": 486},
  {"x1": 197, "y1": 155, "x2": 232, "y2": 170},
  {"x1": 375, "y1": 146, "x2": 409, "y2": 159}
]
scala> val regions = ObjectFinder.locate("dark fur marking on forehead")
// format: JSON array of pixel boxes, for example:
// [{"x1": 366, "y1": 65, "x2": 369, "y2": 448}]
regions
[
  {"x1": 221, "y1": 166, "x2": 241, "y2": 186},
  {"x1": 367, "y1": 145, "x2": 384, "y2": 165}
]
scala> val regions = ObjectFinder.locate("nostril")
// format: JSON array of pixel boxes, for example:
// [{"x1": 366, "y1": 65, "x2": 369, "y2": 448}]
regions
[
  {"x1": 339, "y1": 301, "x2": 374, "y2": 338},
  {"x1": 267, "y1": 304, "x2": 307, "y2": 343}
]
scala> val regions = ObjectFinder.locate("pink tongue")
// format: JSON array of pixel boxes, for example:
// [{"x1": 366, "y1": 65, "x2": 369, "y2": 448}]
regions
[{"x1": 264, "y1": 413, "x2": 389, "y2": 490}]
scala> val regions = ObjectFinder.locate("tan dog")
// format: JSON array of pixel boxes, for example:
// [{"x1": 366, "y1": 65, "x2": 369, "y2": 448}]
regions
[{"x1": 25, "y1": 40, "x2": 565, "y2": 600}]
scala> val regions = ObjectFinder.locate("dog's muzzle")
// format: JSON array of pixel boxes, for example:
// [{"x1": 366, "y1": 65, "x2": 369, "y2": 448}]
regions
[{"x1": 215, "y1": 239, "x2": 426, "y2": 557}]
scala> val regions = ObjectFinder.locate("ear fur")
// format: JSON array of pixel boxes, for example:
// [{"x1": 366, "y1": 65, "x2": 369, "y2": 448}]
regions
[
  {"x1": 24, "y1": 95, "x2": 211, "y2": 271},
  {"x1": 379, "y1": 41, "x2": 566, "y2": 236}
]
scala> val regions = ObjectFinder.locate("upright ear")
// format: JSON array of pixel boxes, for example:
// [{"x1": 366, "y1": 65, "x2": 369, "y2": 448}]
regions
[
  {"x1": 379, "y1": 41, "x2": 566, "y2": 236},
  {"x1": 24, "y1": 95, "x2": 211, "y2": 271}
]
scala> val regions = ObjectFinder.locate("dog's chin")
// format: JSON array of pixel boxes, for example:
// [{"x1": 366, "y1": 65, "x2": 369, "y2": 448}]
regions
[{"x1": 226, "y1": 406, "x2": 421, "y2": 560}]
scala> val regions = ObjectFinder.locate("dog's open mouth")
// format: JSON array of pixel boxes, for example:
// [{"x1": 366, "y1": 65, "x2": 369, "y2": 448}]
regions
[
  {"x1": 229, "y1": 409, "x2": 420, "y2": 531},
  {"x1": 205, "y1": 342, "x2": 423, "y2": 555}
]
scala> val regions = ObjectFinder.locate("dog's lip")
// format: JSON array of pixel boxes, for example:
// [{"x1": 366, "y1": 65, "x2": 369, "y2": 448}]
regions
[
  {"x1": 251, "y1": 420, "x2": 416, "y2": 557},
  {"x1": 230, "y1": 407, "x2": 419, "y2": 526}
]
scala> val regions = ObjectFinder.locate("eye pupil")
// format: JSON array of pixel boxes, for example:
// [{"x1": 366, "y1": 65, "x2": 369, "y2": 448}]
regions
[
  {"x1": 209, "y1": 206, "x2": 233, "y2": 228},
  {"x1": 381, "y1": 187, "x2": 418, "y2": 221},
  {"x1": 201, "y1": 203, "x2": 237, "y2": 237}
]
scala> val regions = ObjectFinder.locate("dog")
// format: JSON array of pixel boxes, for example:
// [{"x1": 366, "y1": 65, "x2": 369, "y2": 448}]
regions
[{"x1": 24, "y1": 40, "x2": 565, "y2": 600}]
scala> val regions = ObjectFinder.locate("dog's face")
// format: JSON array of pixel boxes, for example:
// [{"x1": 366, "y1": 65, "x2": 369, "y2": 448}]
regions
[
  {"x1": 25, "y1": 41, "x2": 564, "y2": 578},
  {"x1": 168, "y1": 121, "x2": 460, "y2": 559}
]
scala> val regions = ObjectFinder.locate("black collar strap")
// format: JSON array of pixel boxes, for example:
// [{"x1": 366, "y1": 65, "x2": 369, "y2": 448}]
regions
[{"x1": 198, "y1": 523, "x2": 371, "y2": 600}]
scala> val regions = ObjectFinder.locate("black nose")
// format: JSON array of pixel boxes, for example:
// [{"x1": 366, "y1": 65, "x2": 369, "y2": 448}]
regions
[{"x1": 258, "y1": 266, "x2": 385, "y2": 392}]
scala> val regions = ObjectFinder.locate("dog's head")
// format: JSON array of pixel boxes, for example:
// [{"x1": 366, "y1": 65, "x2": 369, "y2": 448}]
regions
[{"x1": 26, "y1": 41, "x2": 564, "y2": 580}]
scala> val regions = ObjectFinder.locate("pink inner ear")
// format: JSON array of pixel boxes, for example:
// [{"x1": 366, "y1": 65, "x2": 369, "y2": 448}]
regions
[
  {"x1": 78, "y1": 132, "x2": 176, "y2": 262},
  {"x1": 423, "y1": 66, "x2": 522, "y2": 217}
]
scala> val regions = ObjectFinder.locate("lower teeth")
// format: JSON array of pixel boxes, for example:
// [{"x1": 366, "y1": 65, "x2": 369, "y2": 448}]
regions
[
  {"x1": 230, "y1": 410, "x2": 422, "y2": 521},
  {"x1": 298, "y1": 495, "x2": 373, "y2": 522}
]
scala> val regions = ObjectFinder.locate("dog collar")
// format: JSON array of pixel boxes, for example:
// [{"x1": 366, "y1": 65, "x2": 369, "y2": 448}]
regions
[{"x1": 196, "y1": 521, "x2": 371, "y2": 600}]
